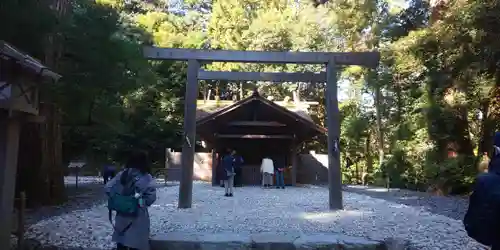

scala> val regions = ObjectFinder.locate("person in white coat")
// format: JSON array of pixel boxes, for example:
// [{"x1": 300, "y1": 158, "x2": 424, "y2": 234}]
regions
[{"x1": 260, "y1": 157, "x2": 274, "y2": 188}]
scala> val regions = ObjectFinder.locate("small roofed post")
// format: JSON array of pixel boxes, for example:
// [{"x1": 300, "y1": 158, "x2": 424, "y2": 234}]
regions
[
  {"x1": 67, "y1": 162, "x2": 87, "y2": 189},
  {"x1": 0, "y1": 41, "x2": 61, "y2": 248},
  {"x1": 143, "y1": 47, "x2": 380, "y2": 210}
]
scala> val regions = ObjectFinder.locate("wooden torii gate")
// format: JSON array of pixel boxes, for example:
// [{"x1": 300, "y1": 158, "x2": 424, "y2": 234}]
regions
[{"x1": 143, "y1": 47, "x2": 379, "y2": 210}]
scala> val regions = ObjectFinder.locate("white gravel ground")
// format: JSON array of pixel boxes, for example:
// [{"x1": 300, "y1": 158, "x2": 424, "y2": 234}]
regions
[
  {"x1": 26, "y1": 182, "x2": 484, "y2": 250},
  {"x1": 64, "y1": 176, "x2": 104, "y2": 185}
]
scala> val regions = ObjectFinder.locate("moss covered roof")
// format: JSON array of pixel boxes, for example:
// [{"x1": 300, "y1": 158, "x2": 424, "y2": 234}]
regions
[{"x1": 195, "y1": 99, "x2": 315, "y2": 122}]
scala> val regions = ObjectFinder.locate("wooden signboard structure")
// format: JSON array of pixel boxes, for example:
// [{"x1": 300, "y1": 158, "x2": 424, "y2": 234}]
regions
[
  {"x1": 143, "y1": 47, "x2": 379, "y2": 210},
  {"x1": 0, "y1": 41, "x2": 61, "y2": 248},
  {"x1": 67, "y1": 162, "x2": 87, "y2": 189}
]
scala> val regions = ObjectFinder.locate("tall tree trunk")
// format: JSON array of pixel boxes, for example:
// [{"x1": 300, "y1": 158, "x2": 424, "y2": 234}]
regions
[
  {"x1": 16, "y1": 103, "x2": 65, "y2": 207},
  {"x1": 207, "y1": 89, "x2": 212, "y2": 101},
  {"x1": 239, "y1": 82, "x2": 243, "y2": 100},
  {"x1": 293, "y1": 89, "x2": 300, "y2": 103},
  {"x1": 374, "y1": 76, "x2": 385, "y2": 165},
  {"x1": 45, "y1": 0, "x2": 70, "y2": 70},
  {"x1": 203, "y1": 84, "x2": 208, "y2": 102},
  {"x1": 355, "y1": 162, "x2": 360, "y2": 184},
  {"x1": 426, "y1": 70, "x2": 448, "y2": 161},
  {"x1": 477, "y1": 101, "x2": 493, "y2": 169},
  {"x1": 454, "y1": 106, "x2": 474, "y2": 156},
  {"x1": 16, "y1": 0, "x2": 69, "y2": 207},
  {"x1": 215, "y1": 82, "x2": 220, "y2": 101},
  {"x1": 394, "y1": 73, "x2": 403, "y2": 141},
  {"x1": 16, "y1": 122, "x2": 43, "y2": 207},
  {"x1": 41, "y1": 103, "x2": 66, "y2": 205},
  {"x1": 365, "y1": 132, "x2": 373, "y2": 173},
  {"x1": 479, "y1": 85, "x2": 500, "y2": 158}
]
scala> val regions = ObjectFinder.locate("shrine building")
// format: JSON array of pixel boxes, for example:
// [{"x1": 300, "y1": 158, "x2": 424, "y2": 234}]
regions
[{"x1": 165, "y1": 90, "x2": 329, "y2": 186}]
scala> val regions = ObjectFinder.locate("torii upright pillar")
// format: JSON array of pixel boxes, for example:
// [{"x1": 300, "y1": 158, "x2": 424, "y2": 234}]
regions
[
  {"x1": 178, "y1": 59, "x2": 200, "y2": 209},
  {"x1": 325, "y1": 61, "x2": 342, "y2": 209}
]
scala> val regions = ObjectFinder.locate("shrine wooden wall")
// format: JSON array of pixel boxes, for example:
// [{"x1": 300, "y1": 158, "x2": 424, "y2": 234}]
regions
[
  {"x1": 164, "y1": 150, "x2": 330, "y2": 185},
  {"x1": 165, "y1": 151, "x2": 213, "y2": 182},
  {"x1": 296, "y1": 153, "x2": 329, "y2": 184}
]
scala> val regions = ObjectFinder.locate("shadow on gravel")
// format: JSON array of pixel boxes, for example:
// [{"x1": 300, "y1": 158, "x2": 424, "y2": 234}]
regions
[
  {"x1": 342, "y1": 185, "x2": 469, "y2": 220},
  {"x1": 26, "y1": 181, "x2": 179, "y2": 225},
  {"x1": 25, "y1": 183, "x2": 107, "y2": 225}
]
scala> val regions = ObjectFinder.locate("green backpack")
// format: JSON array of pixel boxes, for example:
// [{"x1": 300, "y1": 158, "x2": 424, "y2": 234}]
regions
[
  {"x1": 108, "y1": 171, "x2": 142, "y2": 233},
  {"x1": 108, "y1": 188, "x2": 139, "y2": 216}
]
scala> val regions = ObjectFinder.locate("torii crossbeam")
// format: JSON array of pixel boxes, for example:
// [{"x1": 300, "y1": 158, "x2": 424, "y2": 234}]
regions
[{"x1": 144, "y1": 46, "x2": 380, "y2": 210}]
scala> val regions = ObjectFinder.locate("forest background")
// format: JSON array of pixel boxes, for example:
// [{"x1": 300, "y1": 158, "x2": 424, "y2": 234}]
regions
[{"x1": 1, "y1": 0, "x2": 499, "y2": 195}]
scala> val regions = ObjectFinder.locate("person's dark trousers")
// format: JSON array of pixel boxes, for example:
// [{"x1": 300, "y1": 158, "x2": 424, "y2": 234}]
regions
[
  {"x1": 275, "y1": 170, "x2": 285, "y2": 188},
  {"x1": 234, "y1": 167, "x2": 242, "y2": 187},
  {"x1": 217, "y1": 166, "x2": 225, "y2": 187},
  {"x1": 117, "y1": 243, "x2": 138, "y2": 250},
  {"x1": 103, "y1": 173, "x2": 109, "y2": 184}
]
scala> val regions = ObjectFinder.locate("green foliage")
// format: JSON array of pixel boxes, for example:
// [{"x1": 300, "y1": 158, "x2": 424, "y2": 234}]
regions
[
  {"x1": 1, "y1": 0, "x2": 187, "y2": 166},
  {"x1": 328, "y1": 0, "x2": 500, "y2": 194},
  {"x1": 2, "y1": 0, "x2": 499, "y2": 195}
]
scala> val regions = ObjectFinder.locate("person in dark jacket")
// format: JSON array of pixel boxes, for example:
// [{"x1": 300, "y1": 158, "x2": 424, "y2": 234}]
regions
[
  {"x1": 464, "y1": 132, "x2": 500, "y2": 249},
  {"x1": 217, "y1": 152, "x2": 225, "y2": 187},
  {"x1": 346, "y1": 157, "x2": 353, "y2": 169},
  {"x1": 221, "y1": 149, "x2": 235, "y2": 197},
  {"x1": 103, "y1": 164, "x2": 116, "y2": 184},
  {"x1": 274, "y1": 155, "x2": 286, "y2": 189},
  {"x1": 232, "y1": 150, "x2": 244, "y2": 187}
]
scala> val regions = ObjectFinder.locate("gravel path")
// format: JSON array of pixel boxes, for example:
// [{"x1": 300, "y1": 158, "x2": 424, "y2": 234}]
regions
[
  {"x1": 25, "y1": 182, "x2": 483, "y2": 250},
  {"x1": 342, "y1": 185, "x2": 470, "y2": 220}
]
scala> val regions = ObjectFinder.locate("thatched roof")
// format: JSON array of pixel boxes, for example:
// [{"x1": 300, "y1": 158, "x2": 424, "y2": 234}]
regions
[
  {"x1": 196, "y1": 99, "x2": 316, "y2": 122},
  {"x1": 195, "y1": 91, "x2": 326, "y2": 144}
]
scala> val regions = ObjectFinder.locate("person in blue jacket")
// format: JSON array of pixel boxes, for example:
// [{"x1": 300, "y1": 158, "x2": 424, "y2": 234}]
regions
[
  {"x1": 103, "y1": 164, "x2": 116, "y2": 184},
  {"x1": 464, "y1": 132, "x2": 500, "y2": 249},
  {"x1": 221, "y1": 148, "x2": 235, "y2": 197},
  {"x1": 232, "y1": 150, "x2": 244, "y2": 187},
  {"x1": 274, "y1": 155, "x2": 286, "y2": 189}
]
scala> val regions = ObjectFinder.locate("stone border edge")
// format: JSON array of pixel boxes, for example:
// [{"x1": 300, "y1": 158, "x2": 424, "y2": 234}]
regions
[
  {"x1": 150, "y1": 232, "x2": 411, "y2": 250},
  {"x1": 26, "y1": 233, "x2": 411, "y2": 250}
]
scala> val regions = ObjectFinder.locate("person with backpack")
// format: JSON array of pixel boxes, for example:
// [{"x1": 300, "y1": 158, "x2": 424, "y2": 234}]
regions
[
  {"x1": 464, "y1": 131, "x2": 500, "y2": 249},
  {"x1": 105, "y1": 151, "x2": 157, "y2": 250}
]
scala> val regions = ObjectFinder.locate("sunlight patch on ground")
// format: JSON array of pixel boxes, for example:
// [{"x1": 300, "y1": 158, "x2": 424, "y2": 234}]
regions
[
  {"x1": 301, "y1": 210, "x2": 367, "y2": 223},
  {"x1": 347, "y1": 185, "x2": 390, "y2": 193}
]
